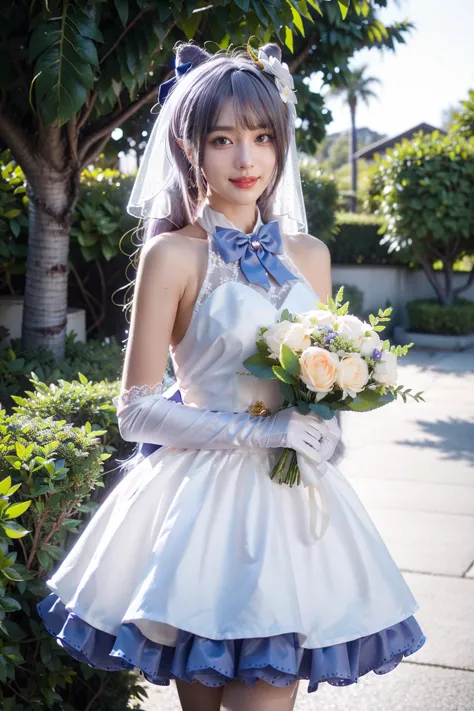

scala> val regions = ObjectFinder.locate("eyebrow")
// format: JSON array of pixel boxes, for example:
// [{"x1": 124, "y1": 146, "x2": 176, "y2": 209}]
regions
[{"x1": 209, "y1": 124, "x2": 270, "y2": 133}]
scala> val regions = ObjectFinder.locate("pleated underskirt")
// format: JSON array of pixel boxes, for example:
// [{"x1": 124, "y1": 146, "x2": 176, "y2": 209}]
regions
[{"x1": 37, "y1": 592, "x2": 426, "y2": 693}]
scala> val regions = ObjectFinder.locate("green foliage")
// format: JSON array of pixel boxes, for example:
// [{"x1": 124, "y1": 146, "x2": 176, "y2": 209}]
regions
[
  {"x1": 23, "y1": 0, "x2": 350, "y2": 127},
  {"x1": 0, "y1": 376, "x2": 147, "y2": 709},
  {"x1": 368, "y1": 130, "x2": 474, "y2": 304},
  {"x1": 73, "y1": 168, "x2": 136, "y2": 262},
  {"x1": 300, "y1": 162, "x2": 339, "y2": 242},
  {"x1": 0, "y1": 152, "x2": 29, "y2": 293},
  {"x1": 333, "y1": 282, "x2": 363, "y2": 315},
  {"x1": 329, "y1": 211, "x2": 412, "y2": 265},
  {"x1": 0, "y1": 330, "x2": 124, "y2": 413},
  {"x1": 449, "y1": 88, "x2": 474, "y2": 141},
  {"x1": 0, "y1": 153, "x2": 137, "y2": 277},
  {"x1": 406, "y1": 298, "x2": 474, "y2": 336}
]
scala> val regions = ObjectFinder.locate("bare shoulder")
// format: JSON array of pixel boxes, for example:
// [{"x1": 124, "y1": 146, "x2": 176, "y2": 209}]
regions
[
  {"x1": 285, "y1": 231, "x2": 330, "y2": 261},
  {"x1": 284, "y1": 231, "x2": 332, "y2": 303},
  {"x1": 140, "y1": 225, "x2": 207, "y2": 284}
]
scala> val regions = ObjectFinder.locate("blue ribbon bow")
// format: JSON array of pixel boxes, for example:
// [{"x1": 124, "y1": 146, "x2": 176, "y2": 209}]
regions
[
  {"x1": 212, "y1": 221, "x2": 297, "y2": 290},
  {"x1": 158, "y1": 61, "x2": 192, "y2": 106}
]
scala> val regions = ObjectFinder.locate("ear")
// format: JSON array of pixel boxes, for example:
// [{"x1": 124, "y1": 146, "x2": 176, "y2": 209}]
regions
[{"x1": 175, "y1": 137, "x2": 194, "y2": 166}]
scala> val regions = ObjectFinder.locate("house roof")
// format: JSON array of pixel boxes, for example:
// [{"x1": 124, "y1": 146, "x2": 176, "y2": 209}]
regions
[{"x1": 353, "y1": 122, "x2": 447, "y2": 160}]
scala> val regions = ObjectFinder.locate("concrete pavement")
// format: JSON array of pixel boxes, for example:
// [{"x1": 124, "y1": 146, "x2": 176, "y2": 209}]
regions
[{"x1": 136, "y1": 347, "x2": 474, "y2": 710}]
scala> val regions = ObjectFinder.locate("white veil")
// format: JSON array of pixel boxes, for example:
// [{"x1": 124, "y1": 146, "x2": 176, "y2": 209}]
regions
[{"x1": 127, "y1": 46, "x2": 308, "y2": 237}]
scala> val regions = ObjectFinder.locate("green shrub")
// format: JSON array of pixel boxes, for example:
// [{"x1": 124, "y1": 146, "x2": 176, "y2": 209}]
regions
[
  {"x1": 406, "y1": 298, "x2": 474, "y2": 335},
  {"x1": 0, "y1": 398, "x2": 147, "y2": 709},
  {"x1": 330, "y1": 212, "x2": 412, "y2": 266},
  {"x1": 300, "y1": 163, "x2": 339, "y2": 243},
  {"x1": 0, "y1": 329, "x2": 124, "y2": 412},
  {"x1": 368, "y1": 130, "x2": 474, "y2": 305}
]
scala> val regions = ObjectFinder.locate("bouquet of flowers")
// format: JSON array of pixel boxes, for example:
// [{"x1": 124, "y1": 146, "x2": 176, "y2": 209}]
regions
[{"x1": 243, "y1": 287, "x2": 425, "y2": 487}]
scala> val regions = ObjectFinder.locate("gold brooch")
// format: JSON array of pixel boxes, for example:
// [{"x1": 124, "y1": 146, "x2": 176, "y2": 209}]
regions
[{"x1": 247, "y1": 400, "x2": 271, "y2": 417}]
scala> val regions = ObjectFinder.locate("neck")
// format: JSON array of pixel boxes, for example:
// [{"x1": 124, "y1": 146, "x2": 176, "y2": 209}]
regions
[{"x1": 206, "y1": 194, "x2": 258, "y2": 233}]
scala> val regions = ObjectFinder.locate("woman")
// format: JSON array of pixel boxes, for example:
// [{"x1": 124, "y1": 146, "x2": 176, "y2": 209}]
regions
[{"x1": 37, "y1": 41, "x2": 426, "y2": 711}]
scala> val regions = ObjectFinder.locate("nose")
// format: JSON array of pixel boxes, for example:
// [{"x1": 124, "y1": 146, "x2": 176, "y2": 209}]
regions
[{"x1": 235, "y1": 140, "x2": 254, "y2": 170}]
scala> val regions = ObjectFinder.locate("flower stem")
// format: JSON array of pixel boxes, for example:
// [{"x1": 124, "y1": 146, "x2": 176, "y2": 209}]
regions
[{"x1": 270, "y1": 448, "x2": 290, "y2": 483}]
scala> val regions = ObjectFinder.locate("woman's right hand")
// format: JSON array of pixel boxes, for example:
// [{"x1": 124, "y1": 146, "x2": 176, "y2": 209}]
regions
[{"x1": 256, "y1": 406, "x2": 331, "y2": 464}]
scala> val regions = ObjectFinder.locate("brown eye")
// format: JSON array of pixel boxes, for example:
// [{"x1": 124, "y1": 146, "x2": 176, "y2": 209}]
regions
[{"x1": 212, "y1": 136, "x2": 231, "y2": 146}]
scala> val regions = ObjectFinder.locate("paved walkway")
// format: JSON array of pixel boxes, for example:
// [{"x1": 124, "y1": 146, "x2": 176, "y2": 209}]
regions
[{"x1": 136, "y1": 347, "x2": 474, "y2": 710}]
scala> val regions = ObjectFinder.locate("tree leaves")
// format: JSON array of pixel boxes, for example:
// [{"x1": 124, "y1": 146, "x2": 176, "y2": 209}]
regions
[{"x1": 30, "y1": 4, "x2": 102, "y2": 126}]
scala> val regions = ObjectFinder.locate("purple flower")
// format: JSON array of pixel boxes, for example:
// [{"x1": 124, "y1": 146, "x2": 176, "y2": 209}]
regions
[{"x1": 372, "y1": 348, "x2": 383, "y2": 361}]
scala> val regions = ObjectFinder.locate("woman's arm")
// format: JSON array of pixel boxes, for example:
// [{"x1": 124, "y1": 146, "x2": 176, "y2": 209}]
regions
[{"x1": 118, "y1": 232, "x2": 187, "y2": 400}]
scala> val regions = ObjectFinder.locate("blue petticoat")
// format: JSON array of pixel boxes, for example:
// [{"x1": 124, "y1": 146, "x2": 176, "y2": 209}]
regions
[{"x1": 37, "y1": 593, "x2": 425, "y2": 692}]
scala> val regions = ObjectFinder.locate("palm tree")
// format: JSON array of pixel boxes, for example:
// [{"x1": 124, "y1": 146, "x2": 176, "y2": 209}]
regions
[{"x1": 327, "y1": 65, "x2": 381, "y2": 212}]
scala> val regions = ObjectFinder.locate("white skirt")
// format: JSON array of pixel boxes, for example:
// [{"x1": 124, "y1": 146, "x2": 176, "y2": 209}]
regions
[{"x1": 45, "y1": 445, "x2": 420, "y2": 650}]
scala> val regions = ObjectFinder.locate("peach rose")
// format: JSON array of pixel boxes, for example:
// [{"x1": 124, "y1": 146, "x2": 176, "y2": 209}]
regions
[
  {"x1": 300, "y1": 347, "x2": 339, "y2": 397},
  {"x1": 336, "y1": 353, "x2": 369, "y2": 398}
]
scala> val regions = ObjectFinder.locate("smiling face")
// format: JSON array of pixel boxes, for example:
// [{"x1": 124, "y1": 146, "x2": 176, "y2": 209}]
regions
[{"x1": 201, "y1": 97, "x2": 277, "y2": 212}]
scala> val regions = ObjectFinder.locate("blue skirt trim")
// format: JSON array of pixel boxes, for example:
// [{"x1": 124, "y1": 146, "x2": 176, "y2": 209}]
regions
[{"x1": 37, "y1": 593, "x2": 426, "y2": 693}]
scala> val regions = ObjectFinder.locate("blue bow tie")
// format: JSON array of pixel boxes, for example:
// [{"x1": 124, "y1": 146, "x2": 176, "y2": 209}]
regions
[{"x1": 212, "y1": 221, "x2": 297, "y2": 290}]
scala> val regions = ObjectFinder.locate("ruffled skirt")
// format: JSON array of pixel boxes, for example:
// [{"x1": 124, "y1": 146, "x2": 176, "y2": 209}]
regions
[
  {"x1": 37, "y1": 592, "x2": 425, "y2": 692},
  {"x1": 36, "y1": 445, "x2": 426, "y2": 692}
]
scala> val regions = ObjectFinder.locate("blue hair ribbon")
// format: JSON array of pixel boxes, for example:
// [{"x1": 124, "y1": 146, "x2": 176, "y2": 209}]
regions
[{"x1": 157, "y1": 61, "x2": 192, "y2": 106}]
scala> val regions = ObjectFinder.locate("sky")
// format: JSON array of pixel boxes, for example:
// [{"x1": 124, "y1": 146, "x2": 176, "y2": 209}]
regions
[{"x1": 310, "y1": 0, "x2": 474, "y2": 139}]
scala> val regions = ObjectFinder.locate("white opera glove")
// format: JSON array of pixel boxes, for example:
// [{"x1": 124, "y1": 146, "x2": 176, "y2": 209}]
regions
[
  {"x1": 296, "y1": 413, "x2": 342, "y2": 486},
  {"x1": 113, "y1": 386, "x2": 328, "y2": 460}
]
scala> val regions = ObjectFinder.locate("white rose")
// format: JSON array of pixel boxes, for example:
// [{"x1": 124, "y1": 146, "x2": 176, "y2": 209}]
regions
[
  {"x1": 373, "y1": 350, "x2": 398, "y2": 386},
  {"x1": 300, "y1": 347, "x2": 339, "y2": 397},
  {"x1": 359, "y1": 329, "x2": 383, "y2": 358},
  {"x1": 264, "y1": 321, "x2": 310, "y2": 360},
  {"x1": 298, "y1": 309, "x2": 335, "y2": 332},
  {"x1": 336, "y1": 353, "x2": 369, "y2": 398},
  {"x1": 334, "y1": 315, "x2": 369, "y2": 345}
]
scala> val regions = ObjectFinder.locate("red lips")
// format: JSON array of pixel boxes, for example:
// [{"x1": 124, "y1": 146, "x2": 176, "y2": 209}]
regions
[{"x1": 230, "y1": 177, "x2": 258, "y2": 189}]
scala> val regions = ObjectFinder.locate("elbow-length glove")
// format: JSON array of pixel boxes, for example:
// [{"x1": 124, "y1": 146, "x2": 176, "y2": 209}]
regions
[{"x1": 114, "y1": 387, "x2": 341, "y2": 468}]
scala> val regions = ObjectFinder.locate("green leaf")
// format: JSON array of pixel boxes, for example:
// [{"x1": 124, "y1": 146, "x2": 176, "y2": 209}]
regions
[
  {"x1": 308, "y1": 402, "x2": 334, "y2": 420},
  {"x1": 284, "y1": 26, "x2": 294, "y2": 52},
  {"x1": 0, "y1": 597, "x2": 21, "y2": 613},
  {"x1": 180, "y1": 12, "x2": 200, "y2": 40},
  {"x1": 349, "y1": 392, "x2": 394, "y2": 412},
  {"x1": 243, "y1": 353, "x2": 277, "y2": 380},
  {"x1": 290, "y1": 4, "x2": 305, "y2": 36},
  {"x1": 4, "y1": 500, "x2": 32, "y2": 520},
  {"x1": 280, "y1": 344, "x2": 301, "y2": 377},
  {"x1": 0, "y1": 477, "x2": 11, "y2": 496},
  {"x1": 114, "y1": 0, "x2": 128, "y2": 27},
  {"x1": 1, "y1": 521, "x2": 30, "y2": 539},
  {"x1": 272, "y1": 366, "x2": 298, "y2": 386},
  {"x1": 338, "y1": 0, "x2": 350, "y2": 20},
  {"x1": 235, "y1": 0, "x2": 251, "y2": 9},
  {"x1": 32, "y1": 6, "x2": 100, "y2": 126},
  {"x1": 2, "y1": 567, "x2": 23, "y2": 582},
  {"x1": 297, "y1": 400, "x2": 310, "y2": 414}
]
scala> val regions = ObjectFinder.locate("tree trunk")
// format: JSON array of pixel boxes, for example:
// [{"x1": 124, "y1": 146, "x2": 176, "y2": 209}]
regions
[
  {"x1": 22, "y1": 132, "x2": 79, "y2": 359},
  {"x1": 349, "y1": 100, "x2": 358, "y2": 213}
]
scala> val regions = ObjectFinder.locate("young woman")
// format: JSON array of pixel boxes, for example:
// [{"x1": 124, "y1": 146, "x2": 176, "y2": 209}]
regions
[{"x1": 37, "y1": 41, "x2": 426, "y2": 711}]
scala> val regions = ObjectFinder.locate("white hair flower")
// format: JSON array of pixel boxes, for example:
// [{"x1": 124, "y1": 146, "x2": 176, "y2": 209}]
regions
[{"x1": 258, "y1": 49, "x2": 297, "y2": 121}]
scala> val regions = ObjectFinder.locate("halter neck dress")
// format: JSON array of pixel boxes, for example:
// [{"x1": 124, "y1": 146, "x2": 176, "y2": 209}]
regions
[{"x1": 37, "y1": 203, "x2": 426, "y2": 693}]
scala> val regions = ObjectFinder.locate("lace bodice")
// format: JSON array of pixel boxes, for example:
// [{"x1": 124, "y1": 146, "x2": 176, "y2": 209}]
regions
[{"x1": 114, "y1": 203, "x2": 317, "y2": 413}]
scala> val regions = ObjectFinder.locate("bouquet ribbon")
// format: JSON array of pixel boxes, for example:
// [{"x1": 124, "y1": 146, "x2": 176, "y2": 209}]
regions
[{"x1": 297, "y1": 454, "x2": 331, "y2": 542}]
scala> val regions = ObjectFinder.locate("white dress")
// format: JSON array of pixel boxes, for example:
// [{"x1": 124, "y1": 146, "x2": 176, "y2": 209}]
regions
[{"x1": 37, "y1": 205, "x2": 426, "y2": 692}]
